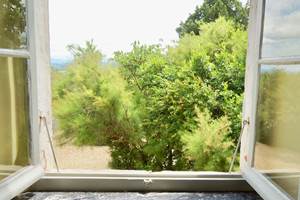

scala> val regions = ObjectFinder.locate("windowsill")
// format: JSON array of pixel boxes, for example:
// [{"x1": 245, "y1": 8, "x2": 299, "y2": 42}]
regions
[
  {"x1": 29, "y1": 170, "x2": 253, "y2": 193},
  {"x1": 45, "y1": 169, "x2": 239, "y2": 177}
]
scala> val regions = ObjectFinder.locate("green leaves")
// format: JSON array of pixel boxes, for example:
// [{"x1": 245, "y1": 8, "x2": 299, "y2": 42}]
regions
[
  {"x1": 114, "y1": 18, "x2": 246, "y2": 171},
  {"x1": 53, "y1": 17, "x2": 247, "y2": 171},
  {"x1": 176, "y1": 0, "x2": 249, "y2": 37},
  {"x1": 181, "y1": 109, "x2": 233, "y2": 171}
]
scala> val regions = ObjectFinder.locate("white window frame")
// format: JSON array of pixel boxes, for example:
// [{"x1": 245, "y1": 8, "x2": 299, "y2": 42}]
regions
[
  {"x1": 0, "y1": 1, "x2": 254, "y2": 197},
  {"x1": 23, "y1": 0, "x2": 252, "y2": 195},
  {"x1": 8, "y1": 0, "x2": 300, "y2": 198},
  {"x1": 0, "y1": 0, "x2": 46, "y2": 199},
  {"x1": 241, "y1": 0, "x2": 300, "y2": 200}
]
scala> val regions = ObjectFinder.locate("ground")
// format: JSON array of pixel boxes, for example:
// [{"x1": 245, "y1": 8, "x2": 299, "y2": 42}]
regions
[{"x1": 51, "y1": 144, "x2": 111, "y2": 170}]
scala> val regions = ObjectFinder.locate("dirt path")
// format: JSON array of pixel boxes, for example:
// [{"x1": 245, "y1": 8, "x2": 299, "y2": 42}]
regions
[{"x1": 52, "y1": 144, "x2": 111, "y2": 170}]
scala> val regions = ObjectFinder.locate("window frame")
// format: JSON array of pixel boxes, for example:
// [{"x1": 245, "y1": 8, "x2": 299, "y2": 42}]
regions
[
  {"x1": 0, "y1": 0, "x2": 253, "y2": 196},
  {"x1": 6, "y1": 0, "x2": 300, "y2": 197},
  {"x1": 0, "y1": 0, "x2": 44, "y2": 199},
  {"x1": 25, "y1": 0, "x2": 252, "y2": 194},
  {"x1": 241, "y1": 0, "x2": 300, "y2": 199}
]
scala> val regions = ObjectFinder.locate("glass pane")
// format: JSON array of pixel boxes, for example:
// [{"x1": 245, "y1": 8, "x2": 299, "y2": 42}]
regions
[
  {"x1": 0, "y1": 57, "x2": 30, "y2": 182},
  {"x1": 261, "y1": 0, "x2": 300, "y2": 58},
  {"x1": 255, "y1": 65, "x2": 300, "y2": 199},
  {"x1": 0, "y1": 0, "x2": 27, "y2": 49}
]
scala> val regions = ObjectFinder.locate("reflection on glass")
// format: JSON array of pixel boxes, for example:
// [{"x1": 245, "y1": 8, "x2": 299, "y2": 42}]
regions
[
  {"x1": 0, "y1": 57, "x2": 30, "y2": 182},
  {"x1": 255, "y1": 65, "x2": 300, "y2": 199},
  {"x1": 0, "y1": 0, "x2": 27, "y2": 49},
  {"x1": 261, "y1": 0, "x2": 300, "y2": 58}
]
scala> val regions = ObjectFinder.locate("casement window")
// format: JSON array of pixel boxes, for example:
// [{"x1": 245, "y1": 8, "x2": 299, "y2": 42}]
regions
[
  {"x1": 241, "y1": 0, "x2": 300, "y2": 199},
  {"x1": 0, "y1": 0, "x2": 300, "y2": 200},
  {"x1": 0, "y1": 0, "x2": 47, "y2": 199}
]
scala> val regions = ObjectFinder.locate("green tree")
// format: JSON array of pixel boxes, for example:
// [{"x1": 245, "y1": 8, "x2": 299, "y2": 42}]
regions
[
  {"x1": 115, "y1": 18, "x2": 247, "y2": 171},
  {"x1": 176, "y1": 0, "x2": 249, "y2": 37},
  {"x1": 182, "y1": 109, "x2": 233, "y2": 171},
  {"x1": 54, "y1": 18, "x2": 247, "y2": 172},
  {"x1": 116, "y1": 44, "x2": 212, "y2": 170},
  {"x1": 171, "y1": 18, "x2": 247, "y2": 141},
  {"x1": 53, "y1": 41, "x2": 145, "y2": 169},
  {"x1": 0, "y1": 0, "x2": 26, "y2": 48}
]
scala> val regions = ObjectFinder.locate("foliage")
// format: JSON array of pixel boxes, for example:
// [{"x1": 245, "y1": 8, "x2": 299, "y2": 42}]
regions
[
  {"x1": 182, "y1": 109, "x2": 233, "y2": 171},
  {"x1": 113, "y1": 18, "x2": 246, "y2": 170},
  {"x1": 170, "y1": 18, "x2": 247, "y2": 141},
  {"x1": 0, "y1": 0, "x2": 26, "y2": 48},
  {"x1": 53, "y1": 41, "x2": 148, "y2": 169},
  {"x1": 176, "y1": 0, "x2": 249, "y2": 37},
  {"x1": 53, "y1": 18, "x2": 247, "y2": 171}
]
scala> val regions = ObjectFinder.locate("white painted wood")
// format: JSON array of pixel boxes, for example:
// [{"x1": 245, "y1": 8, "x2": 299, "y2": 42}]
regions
[
  {"x1": 0, "y1": 49, "x2": 30, "y2": 58},
  {"x1": 27, "y1": 0, "x2": 41, "y2": 166},
  {"x1": 0, "y1": 0, "x2": 50, "y2": 198},
  {"x1": 259, "y1": 57, "x2": 300, "y2": 65},
  {"x1": 242, "y1": 166, "x2": 291, "y2": 200},
  {"x1": 241, "y1": 0, "x2": 298, "y2": 199},
  {"x1": 27, "y1": 0, "x2": 51, "y2": 167},
  {"x1": 30, "y1": 0, "x2": 54, "y2": 170},
  {"x1": 0, "y1": 166, "x2": 43, "y2": 200},
  {"x1": 241, "y1": 0, "x2": 263, "y2": 169}
]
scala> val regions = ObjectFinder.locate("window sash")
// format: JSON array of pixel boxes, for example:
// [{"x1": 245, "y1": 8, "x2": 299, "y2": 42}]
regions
[
  {"x1": 0, "y1": 49, "x2": 30, "y2": 59},
  {"x1": 0, "y1": 0, "x2": 44, "y2": 198},
  {"x1": 0, "y1": 165, "x2": 43, "y2": 200},
  {"x1": 258, "y1": 57, "x2": 300, "y2": 65},
  {"x1": 241, "y1": 0, "x2": 299, "y2": 199}
]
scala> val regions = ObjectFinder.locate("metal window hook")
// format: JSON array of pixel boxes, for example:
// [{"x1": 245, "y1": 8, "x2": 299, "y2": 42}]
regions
[
  {"x1": 39, "y1": 116, "x2": 60, "y2": 172},
  {"x1": 228, "y1": 118, "x2": 250, "y2": 173}
]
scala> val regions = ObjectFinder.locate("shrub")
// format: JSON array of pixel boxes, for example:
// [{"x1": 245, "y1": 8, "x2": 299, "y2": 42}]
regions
[{"x1": 181, "y1": 109, "x2": 233, "y2": 171}]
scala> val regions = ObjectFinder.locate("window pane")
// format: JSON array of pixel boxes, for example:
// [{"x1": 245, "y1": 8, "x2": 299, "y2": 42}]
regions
[
  {"x1": 0, "y1": 57, "x2": 30, "y2": 182},
  {"x1": 0, "y1": 0, "x2": 27, "y2": 49},
  {"x1": 255, "y1": 65, "x2": 300, "y2": 199},
  {"x1": 261, "y1": 0, "x2": 300, "y2": 58}
]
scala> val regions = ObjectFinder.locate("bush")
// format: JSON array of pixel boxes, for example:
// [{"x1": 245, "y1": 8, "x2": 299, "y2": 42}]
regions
[
  {"x1": 182, "y1": 109, "x2": 233, "y2": 171},
  {"x1": 53, "y1": 18, "x2": 247, "y2": 171}
]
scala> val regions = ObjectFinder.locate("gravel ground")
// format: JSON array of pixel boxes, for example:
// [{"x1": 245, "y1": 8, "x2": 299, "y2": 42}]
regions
[
  {"x1": 17, "y1": 192, "x2": 262, "y2": 200},
  {"x1": 53, "y1": 144, "x2": 111, "y2": 170}
]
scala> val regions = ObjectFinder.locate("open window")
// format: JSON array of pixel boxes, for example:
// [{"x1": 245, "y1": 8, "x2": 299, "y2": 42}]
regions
[
  {"x1": 0, "y1": 0, "x2": 49, "y2": 199},
  {"x1": 241, "y1": 0, "x2": 300, "y2": 199},
  {"x1": 1, "y1": 0, "x2": 300, "y2": 199}
]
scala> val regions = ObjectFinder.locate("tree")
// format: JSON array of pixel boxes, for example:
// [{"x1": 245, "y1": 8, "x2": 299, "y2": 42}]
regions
[
  {"x1": 114, "y1": 18, "x2": 247, "y2": 171},
  {"x1": 53, "y1": 18, "x2": 247, "y2": 172},
  {"x1": 115, "y1": 44, "x2": 215, "y2": 170},
  {"x1": 53, "y1": 41, "x2": 145, "y2": 169},
  {"x1": 176, "y1": 0, "x2": 249, "y2": 37},
  {"x1": 171, "y1": 18, "x2": 247, "y2": 141},
  {"x1": 0, "y1": 0, "x2": 26, "y2": 48},
  {"x1": 181, "y1": 109, "x2": 233, "y2": 171}
]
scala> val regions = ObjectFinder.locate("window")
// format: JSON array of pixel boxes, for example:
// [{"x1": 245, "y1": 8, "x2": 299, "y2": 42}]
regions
[
  {"x1": 48, "y1": 0, "x2": 247, "y2": 173},
  {"x1": 0, "y1": 0, "x2": 27, "y2": 49},
  {"x1": 0, "y1": 0, "x2": 45, "y2": 199},
  {"x1": 2, "y1": 0, "x2": 300, "y2": 199},
  {"x1": 261, "y1": 0, "x2": 300, "y2": 58},
  {"x1": 241, "y1": 0, "x2": 300, "y2": 199},
  {"x1": 0, "y1": 0, "x2": 30, "y2": 181},
  {"x1": 0, "y1": 57, "x2": 30, "y2": 181},
  {"x1": 255, "y1": 64, "x2": 300, "y2": 199}
]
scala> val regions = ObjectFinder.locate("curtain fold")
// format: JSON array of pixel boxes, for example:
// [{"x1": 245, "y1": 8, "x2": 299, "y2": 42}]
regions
[{"x1": 0, "y1": 57, "x2": 29, "y2": 169}]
